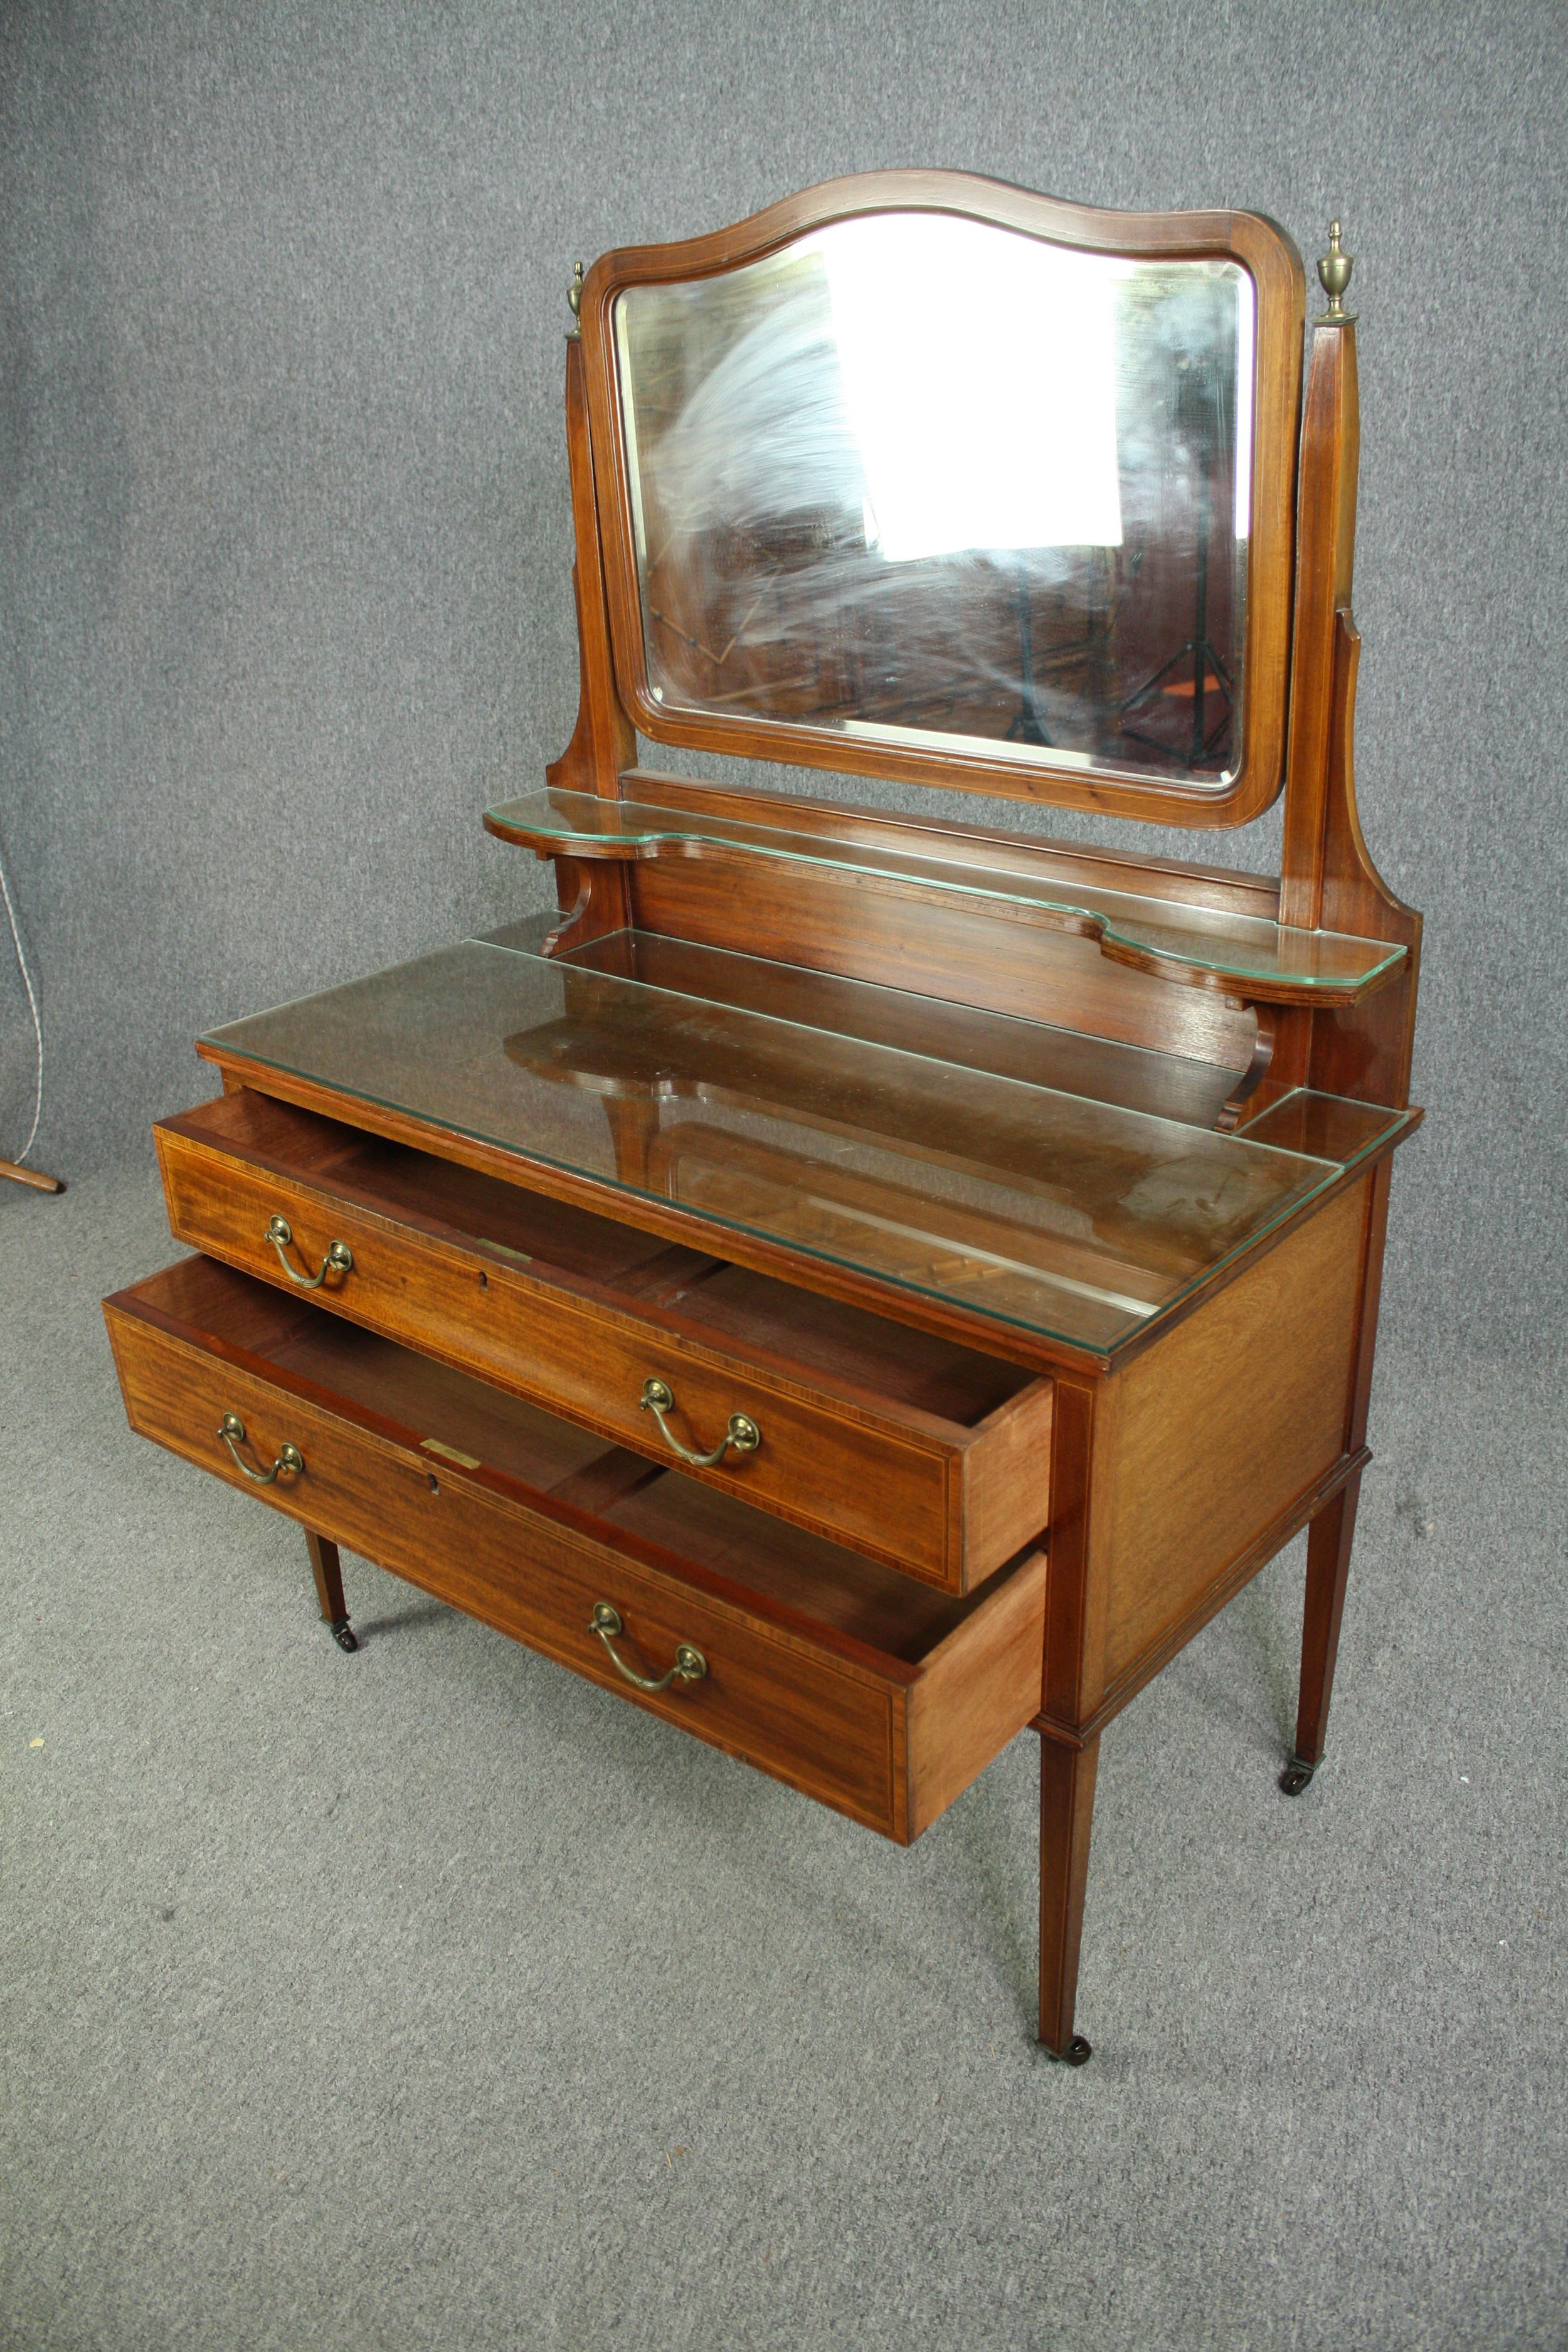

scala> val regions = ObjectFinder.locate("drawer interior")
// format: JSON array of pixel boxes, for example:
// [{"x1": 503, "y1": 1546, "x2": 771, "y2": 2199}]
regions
[
  {"x1": 178, "y1": 1088, "x2": 1036, "y2": 1428},
  {"x1": 142, "y1": 1253, "x2": 1017, "y2": 1665}
]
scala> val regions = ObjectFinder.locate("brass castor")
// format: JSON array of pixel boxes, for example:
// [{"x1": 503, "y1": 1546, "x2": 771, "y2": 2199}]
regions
[{"x1": 1045, "y1": 2035, "x2": 1093, "y2": 2067}]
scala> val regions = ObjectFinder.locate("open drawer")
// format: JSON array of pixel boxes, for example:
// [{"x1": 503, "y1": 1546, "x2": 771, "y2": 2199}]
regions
[
  {"x1": 154, "y1": 1089, "x2": 1054, "y2": 1594},
  {"x1": 103, "y1": 1257, "x2": 1048, "y2": 1842}
]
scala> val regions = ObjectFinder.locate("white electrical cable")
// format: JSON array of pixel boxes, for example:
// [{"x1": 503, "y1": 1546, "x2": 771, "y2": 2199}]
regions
[{"x1": 0, "y1": 840, "x2": 43, "y2": 1165}]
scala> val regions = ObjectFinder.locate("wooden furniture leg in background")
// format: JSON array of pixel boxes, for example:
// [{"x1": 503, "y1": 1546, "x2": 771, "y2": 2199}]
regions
[
  {"x1": 1280, "y1": 1469, "x2": 1362, "y2": 1793},
  {"x1": 0, "y1": 1157, "x2": 61, "y2": 1192},
  {"x1": 305, "y1": 1530, "x2": 359, "y2": 1653},
  {"x1": 1039, "y1": 1730, "x2": 1098, "y2": 2064}
]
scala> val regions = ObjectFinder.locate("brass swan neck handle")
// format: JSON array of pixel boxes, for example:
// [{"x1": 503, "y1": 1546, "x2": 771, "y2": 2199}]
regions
[
  {"x1": 590, "y1": 1603, "x2": 706, "y2": 1694},
  {"x1": 638, "y1": 1376, "x2": 760, "y2": 1469}
]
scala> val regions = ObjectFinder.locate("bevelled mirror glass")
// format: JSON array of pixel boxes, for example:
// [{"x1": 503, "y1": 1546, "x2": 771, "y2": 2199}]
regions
[{"x1": 613, "y1": 215, "x2": 1255, "y2": 788}]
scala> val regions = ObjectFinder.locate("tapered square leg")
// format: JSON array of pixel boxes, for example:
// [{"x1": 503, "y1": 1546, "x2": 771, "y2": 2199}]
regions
[
  {"x1": 305, "y1": 1530, "x2": 358, "y2": 1653},
  {"x1": 1281, "y1": 1471, "x2": 1362, "y2": 1793},
  {"x1": 1039, "y1": 1731, "x2": 1098, "y2": 2063}
]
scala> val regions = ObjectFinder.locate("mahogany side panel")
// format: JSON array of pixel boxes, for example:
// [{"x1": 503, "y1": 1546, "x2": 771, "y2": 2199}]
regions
[
  {"x1": 1096, "y1": 1173, "x2": 1368, "y2": 1685},
  {"x1": 1072, "y1": 1444, "x2": 1368, "y2": 1743}
]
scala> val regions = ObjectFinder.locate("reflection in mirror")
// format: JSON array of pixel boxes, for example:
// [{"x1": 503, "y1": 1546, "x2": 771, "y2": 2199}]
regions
[{"x1": 615, "y1": 215, "x2": 1254, "y2": 787}]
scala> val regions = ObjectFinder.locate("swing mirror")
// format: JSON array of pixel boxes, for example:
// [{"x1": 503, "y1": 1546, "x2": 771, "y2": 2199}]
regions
[{"x1": 579, "y1": 183, "x2": 1305, "y2": 824}]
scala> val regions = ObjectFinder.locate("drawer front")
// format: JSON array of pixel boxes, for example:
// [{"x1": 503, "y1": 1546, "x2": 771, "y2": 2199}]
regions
[
  {"x1": 108, "y1": 1291, "x2": 921, "y2": 1836},
  {"x1": 157, "y1": 1115, "x2": 1052, "y2": 1592}
]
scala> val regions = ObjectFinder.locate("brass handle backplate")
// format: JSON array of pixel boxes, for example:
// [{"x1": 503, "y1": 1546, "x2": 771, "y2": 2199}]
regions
[
  {"x1": 590, "y1": 1602, "x2": 707, "y2": 1694},
  {"x1": 638, "y1": 1377, "x2": 760, "y2": 1469},
  {"x1": 218, "y1": 1411, "x2": 304, "y2": 1486},
  {"x1": 265, "y1": 1214, "x2": 354, "y2": 1290}
]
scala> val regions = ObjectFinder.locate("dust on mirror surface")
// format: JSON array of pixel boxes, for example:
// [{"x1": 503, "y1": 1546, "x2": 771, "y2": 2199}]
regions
[{"x1": 615, "y1": 213, "x2": 1254, "y2": 788}]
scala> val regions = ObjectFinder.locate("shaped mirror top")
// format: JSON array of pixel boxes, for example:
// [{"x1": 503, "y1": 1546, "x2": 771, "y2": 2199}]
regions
[{"x1": 612, "y1": 211, "x2": 1256, "y2": 792}]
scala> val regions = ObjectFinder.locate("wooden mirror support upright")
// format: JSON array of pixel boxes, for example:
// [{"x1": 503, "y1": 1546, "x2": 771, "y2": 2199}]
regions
[{"x1": 106, "y1": 181, "x2": 1420, "y2": 2067}]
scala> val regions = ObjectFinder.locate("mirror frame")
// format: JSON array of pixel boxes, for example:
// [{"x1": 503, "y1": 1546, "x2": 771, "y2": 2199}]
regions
[{"x1": 578, "y1": 170, "x2": 1306, "y2": 829}]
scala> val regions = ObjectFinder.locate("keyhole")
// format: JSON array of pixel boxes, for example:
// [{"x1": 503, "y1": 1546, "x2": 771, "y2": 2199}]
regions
[{"x1": 426, "y1": 1472, "x2": 439, "y2": 1493}]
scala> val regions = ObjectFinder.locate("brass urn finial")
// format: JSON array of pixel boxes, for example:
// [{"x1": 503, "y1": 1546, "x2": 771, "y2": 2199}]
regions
[
  {"x1": 566, "y1": 262, "x2": 585, "y2": 339},
  {"x1": 1316, "y1": 220, "x2": 1355, "y2": 324}
]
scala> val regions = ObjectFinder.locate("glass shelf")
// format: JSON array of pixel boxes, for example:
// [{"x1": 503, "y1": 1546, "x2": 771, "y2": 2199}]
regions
[
  {"x1": 484, "y1": 787, "x2": 1406, "y2": 1002},
  {"x1": 543, "y1": 926, "x2": 1246, "y2": 1128},
  {"x1": 201, "y1": 930, "x2": 1412, "y2": 1358}
]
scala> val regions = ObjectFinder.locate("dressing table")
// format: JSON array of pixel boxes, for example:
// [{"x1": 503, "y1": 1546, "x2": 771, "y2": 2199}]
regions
[{"x1": 105, "y1": 175, "x2": 1421, "y2": 2063}]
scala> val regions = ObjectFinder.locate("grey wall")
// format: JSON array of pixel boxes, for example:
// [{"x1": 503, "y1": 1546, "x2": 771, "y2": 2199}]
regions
[{"x1": 2, "y1": 0, "x2": 1564, "y2": 1359}]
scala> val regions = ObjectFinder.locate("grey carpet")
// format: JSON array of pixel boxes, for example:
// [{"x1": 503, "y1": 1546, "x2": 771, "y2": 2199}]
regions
[{"x1": 2, "y1": 1167, "x2": 1564, "y2": 2351}]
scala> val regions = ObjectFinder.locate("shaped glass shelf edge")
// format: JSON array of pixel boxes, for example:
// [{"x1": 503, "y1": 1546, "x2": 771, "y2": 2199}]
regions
[
  {"x1": 485, "y1": 787, "x2": 1406, "y2": 997},
  {"x1": 201, "y1": 931, "x2": 1411, "y2": 1357}
]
